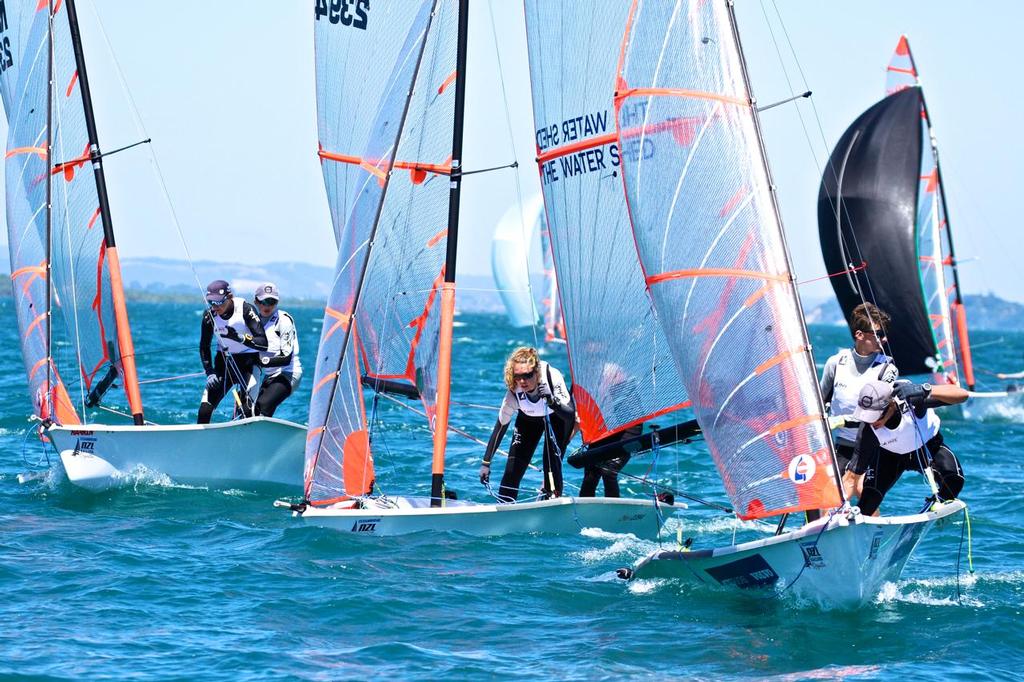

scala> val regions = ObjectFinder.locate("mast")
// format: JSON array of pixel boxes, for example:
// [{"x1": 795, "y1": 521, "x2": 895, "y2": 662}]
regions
[
  {"x1": 429, "y1": 0, "x2": 468, "y2": 507},
  {"x1": 903, "y1": 41, "x2": 975, "y2": 389},
  {"x1": 45, "y1": 0, "x2": 54, "y2": 418},
  {"x1": 63, "y1": 0, "x2": 144, "y2": 423},
  {"x1": 725, "y1": 1, "x2": 845, "y2": 503}
]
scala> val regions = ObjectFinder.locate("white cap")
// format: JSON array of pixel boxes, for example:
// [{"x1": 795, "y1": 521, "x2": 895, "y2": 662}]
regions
[
  {"x1": 852, "y1": 379, "x2": 894, "y2": 422},
  {"x1": 255, "y1": 282, "x2": 279, "y2": 302}
]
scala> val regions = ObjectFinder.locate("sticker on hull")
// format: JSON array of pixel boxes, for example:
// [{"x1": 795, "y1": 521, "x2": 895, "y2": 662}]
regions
[{"x1": 705, "y1": 554, "x2": 780, "y2": 589}]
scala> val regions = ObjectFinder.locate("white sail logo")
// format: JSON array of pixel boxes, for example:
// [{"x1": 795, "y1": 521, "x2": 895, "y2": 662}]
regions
[{"x1": 788, "y1": 454, "x2": 816, "y2": 485}]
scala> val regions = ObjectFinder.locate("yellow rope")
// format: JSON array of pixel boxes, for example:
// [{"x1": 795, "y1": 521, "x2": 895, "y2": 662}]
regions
[{"x1": 964, "y1": 503, "x2": 975, "y2": 574}]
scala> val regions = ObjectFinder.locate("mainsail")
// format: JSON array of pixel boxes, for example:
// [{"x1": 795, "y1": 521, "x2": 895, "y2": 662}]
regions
[
  {"x1": 306, "y1": 0, "x2": 460, "y2": 504},
  {"x1": 523, "y1": 0, "x2": 690, "y2": 445},
  {"x1": 818, "y1": 36, "x2": 974, "y2": 386},
  {"x1": 4, "y1": 0, "x2": 142, "y2": 424},
  {"x1": 614, "y1": 0, "x2": 839, "y2": 519}
]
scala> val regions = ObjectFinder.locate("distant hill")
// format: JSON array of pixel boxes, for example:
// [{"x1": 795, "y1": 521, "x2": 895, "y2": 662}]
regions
[
  {"x1": 805, "y1": 293, "x2": 1024, "y2": 332},
  {"x1": 0, "y1": 253, "x2": 511, "y2": 313}
]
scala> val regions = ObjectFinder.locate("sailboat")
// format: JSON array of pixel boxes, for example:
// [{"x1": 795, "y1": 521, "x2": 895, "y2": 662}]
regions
[
  {"x1": 490, "y1": 194, "x2": 540, "y2": 329},
  {"x1": 3, "y1": 0, "x2": 304, "y2": 491},
  {"x1": 537, "y1": 207, "x2": 565, "y2": 346},
  {"x1": 288, "y1": 0, "x2": 686, "y2": 536},
  {"x1": 604, "y1": 2, "x2": 964, "y2": 605},
  {"x1": 818, "y1": 36, "x2": 1011, "y2": 417}
]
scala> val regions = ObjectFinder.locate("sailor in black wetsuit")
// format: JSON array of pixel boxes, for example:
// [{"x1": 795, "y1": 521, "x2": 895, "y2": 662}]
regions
[
  {"x1": 197, "y1": 279, "x2": 268, "y2": 424},
  {"x1": 846, "y1": 374, "x2": 968, "y2": 515},
  {"x1": 479, "y1": 347, "x2": 576, "y2": 502},
  {"x1": 252, "y1": 282, "x2": 302, "y2": 417}
]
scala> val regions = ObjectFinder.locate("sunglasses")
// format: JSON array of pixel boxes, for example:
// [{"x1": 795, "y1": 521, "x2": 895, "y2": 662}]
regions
[
  {"x1": 257, "y1": 298, "x2": 279, "y2": 307},
  {"x1": 207, "y1": 298, "x2": 227, "y2": 307},
  {"x1": 858, "y1": 329, "x2": 887, "y2": 341},
  {"x1": 513, "y1": 371, "x2": 536, "y2": 381}
]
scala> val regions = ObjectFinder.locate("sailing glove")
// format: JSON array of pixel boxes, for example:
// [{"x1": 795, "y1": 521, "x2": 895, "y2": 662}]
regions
[
  {"x1": 893, "y1": 380, "x2": 931, "y2": 406},
  {"x1": 537, "y1": 382, "x2": 554, "y2": 405},
  {"x1": 479, "y1": 463, "x2": 490, "y2": 484},
  {"x1": 205, "y1": 373, "x2": 220, "y2": 391}
]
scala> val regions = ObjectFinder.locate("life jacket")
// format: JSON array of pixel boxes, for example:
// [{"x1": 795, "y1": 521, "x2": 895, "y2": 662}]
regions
[
  {"x1": 871, "y1": 402, "x2": 941, "y2": 455},
  {"x1": 830, "y1": 348, "x2": 892, "y2": 444},
  {"x1": 213, "y1": 301, "x2": 257, "y2": 354},
  {"x1": 260, "y1": 310, "x2": 302, "y2": 379}
]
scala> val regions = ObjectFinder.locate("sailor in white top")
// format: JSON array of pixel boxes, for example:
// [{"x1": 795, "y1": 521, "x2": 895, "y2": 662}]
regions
[
  {"x1": 819, "y1": 304, "x2": 896, "y2": 473},
  {"x1": 846, "y1": 376, "x2": 968, "y2": 515},
  {"x1": 479, "y1": 347, "x2": 576, "y2": 502},
  {"x1": 251, "y1": 283, "x2": 303, "y2": 418}
]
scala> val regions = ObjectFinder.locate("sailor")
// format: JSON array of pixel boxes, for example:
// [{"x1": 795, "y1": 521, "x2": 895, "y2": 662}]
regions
[
  {"x1": 579, "y1": 361, "x2": 639, "y2": 498},
  {"x1": 479, "y1": 346, "x2": 576, "y2": 502},
  {"x1": 845, "y1": 372, "x2": 968, "y2": 515},
  {"x1": 252, "y1": 282, "x2": 302, "y2": 417},
  {"x1": 819, "y1": 302, "x2": 897, "y2": 475},
  {"x1": 197, "y1": 279, "x2": 268, "y2": 424}
]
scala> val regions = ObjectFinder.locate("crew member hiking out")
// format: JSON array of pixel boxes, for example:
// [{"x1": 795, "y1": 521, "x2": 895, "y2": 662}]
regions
[{"x1": 197, "y1": 279, "x2": 268, "y2": 424}]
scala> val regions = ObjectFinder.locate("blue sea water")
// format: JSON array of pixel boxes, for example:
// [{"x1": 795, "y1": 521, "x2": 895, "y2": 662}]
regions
[{"x1": 1, "y1": 299, "x2": 1022, "y2": 680}]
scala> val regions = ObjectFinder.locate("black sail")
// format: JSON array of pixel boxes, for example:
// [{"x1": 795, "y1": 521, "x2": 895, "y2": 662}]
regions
[{"x1": 817, "y1": 87, "x2": 936, "y2": 375}]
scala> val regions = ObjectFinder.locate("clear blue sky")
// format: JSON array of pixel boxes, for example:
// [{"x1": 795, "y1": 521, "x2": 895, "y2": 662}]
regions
[{"x1": 2, "y1": 1, "x2": 1021, "y2": 304}]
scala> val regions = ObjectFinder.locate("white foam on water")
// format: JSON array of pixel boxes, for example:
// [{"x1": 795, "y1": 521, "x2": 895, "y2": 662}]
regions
[
  {"x1": 118, "y1": 465, "x2": 206, "y2": 491},
  {"x1": 874, "y1": 580, "x2": 985, "y2": 608},
  {"x1": 626, "y1": 578, "x2": 666, "y2": 594}
]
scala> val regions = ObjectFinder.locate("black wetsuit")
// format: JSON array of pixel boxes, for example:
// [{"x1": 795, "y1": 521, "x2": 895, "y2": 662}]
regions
[
  {"x1": 482, "y1": 363, "x2": 576, "y2": 502},
  {"x1": 197, "y1": 301, "x2": 268, "y2": 424},
  {"x1": 579, "y1": 425, "x2": 640, "y2": 498}
]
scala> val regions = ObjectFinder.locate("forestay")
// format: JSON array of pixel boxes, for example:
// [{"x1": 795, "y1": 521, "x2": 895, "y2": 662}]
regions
[
  {"x1": 615, "y1": 0, "x2": 839, "y2": 519},
  {"x1": 307, "y1": 0, "x2": 457, "y2": 504},
  {"x1": 524, "y1": 0, "x2": 690, "y2": 444}
]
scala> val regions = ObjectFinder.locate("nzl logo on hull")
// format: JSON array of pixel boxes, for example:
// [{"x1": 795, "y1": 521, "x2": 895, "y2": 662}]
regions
[
  {"x1": 73, "y1": 437, "x2": 97, "y2": 457},
  {"x1": 799, "y1": 541, "x2": 826, "y2": 569},
  {"x1": 351, "y1": 518, "x2": 381, "y2": 533}
]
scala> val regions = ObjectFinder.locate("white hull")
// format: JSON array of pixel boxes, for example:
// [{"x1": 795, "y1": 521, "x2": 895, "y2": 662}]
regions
[
  {"x1": 627, "y1": 500, "x2": 966, "y2": 607},
  {"x1": 49, "y1": 417, "x2": 306, "y2": 492},
  {"x1": 295, "y1": 495, "x2": 681, "y2": 537},
  {"x1": 960, "y1": 390, "x2": 1024, "y2": 421}
]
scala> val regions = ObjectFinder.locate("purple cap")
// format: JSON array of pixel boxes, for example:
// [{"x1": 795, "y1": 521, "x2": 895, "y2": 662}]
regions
[{"x1": 205, "y1": 279, "x2": 232, "y2": 302}]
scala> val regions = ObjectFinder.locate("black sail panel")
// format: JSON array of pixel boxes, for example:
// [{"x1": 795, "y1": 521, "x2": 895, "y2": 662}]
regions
[{"x1": 817, "y1": 87, "x2": 936, "y2": 375}]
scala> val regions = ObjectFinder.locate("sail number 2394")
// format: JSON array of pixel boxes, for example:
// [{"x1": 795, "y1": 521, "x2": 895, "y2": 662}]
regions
[{"x1": 315, "y1": 0, "x2": 369, "y2": 30}]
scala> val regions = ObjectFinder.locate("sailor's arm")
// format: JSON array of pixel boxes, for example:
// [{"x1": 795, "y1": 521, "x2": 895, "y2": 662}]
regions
[{"x1": 199, "y1": 311, "x2": 215, "y2": 374}]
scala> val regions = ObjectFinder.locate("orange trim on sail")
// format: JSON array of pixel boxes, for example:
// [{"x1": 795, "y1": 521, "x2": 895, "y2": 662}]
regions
[
  {"x1": 53, "y1": 144, "x2": 90, "y2": 182},
  {"x1": 437, "y1": 70, "x2": 457, "y2": 95},
  {"x1": 617, "y1": 86, "x2": 748, "y2": 108},
  {"x1": 66, "y1": 71, "x2": 79, "y2": 98},
  {"x1": 647, "y1": 268, "x2": 788, "y2": 286},
  {"x1": 11, "y1": 264, "x2": 46, "y2": 280},
  {"x1": 536, "y1": 132, "x2": 617, "y2": 164},
  {"x1": 426, "y1": 228, "x2": 447, "y2": 248},
  {"x1": 87, "y1": 207, "x2": 101, "y2": 230},
  {"x1": 5, "y1": 146, "x2": 47, "y2": 161},
  {"x1": 312, "y1": 371, "x2": 339, "y2": 396},
  {"x1": 25, "y1": 311, "x2": 47, "y2": 338},
  {"x1": 887, "y1": 65, "x2": 915, "y2": 76},
  {"x1": 768, "y1": 414, "x2": 821, "y2": 437},
  {"x1": 306, "y1": 425, "x2": 325, "y2": 442},
  {"x1": 321, "y1": 307, "x2": 352, "y2": 342},
  {"x1": 754, "y1": 346, "x2": 806, "y2": 376},
  {"x1": 318, "y1": 148, "x2": 452, "y2": 185}
]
